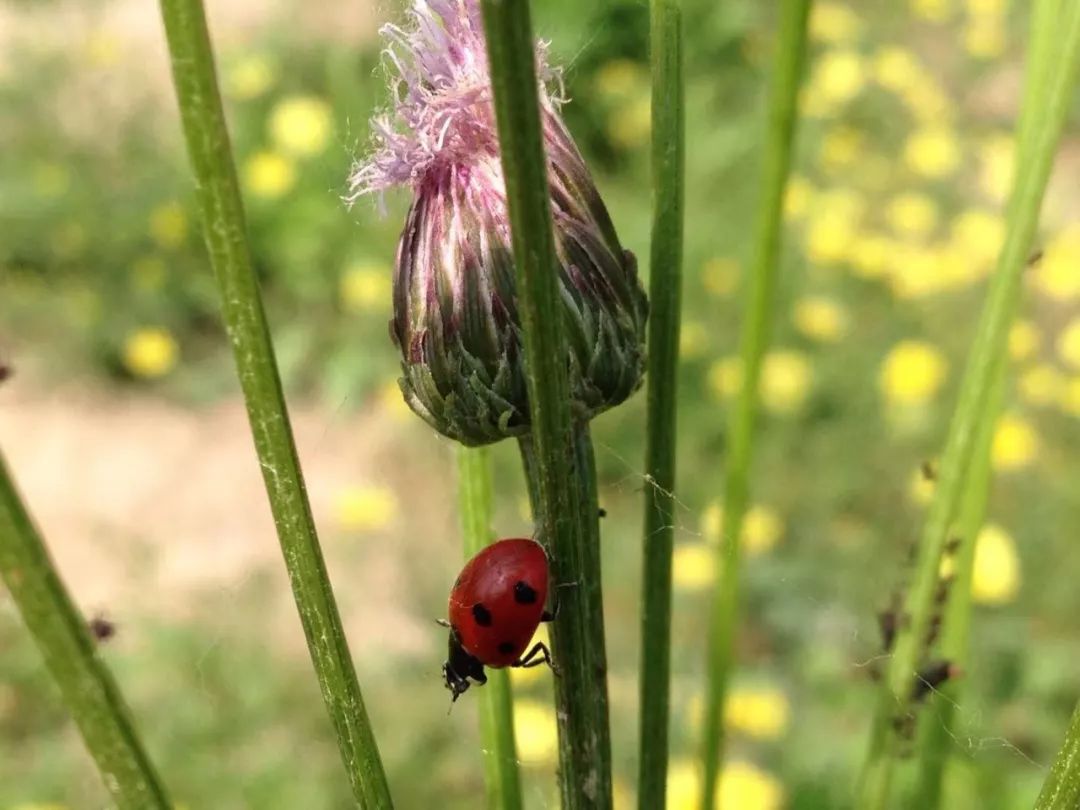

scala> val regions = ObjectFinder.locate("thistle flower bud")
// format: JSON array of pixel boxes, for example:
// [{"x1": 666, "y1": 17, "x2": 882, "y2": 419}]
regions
[{"x1": 349, "y1": 0, "x2": 647, "y2": 446}]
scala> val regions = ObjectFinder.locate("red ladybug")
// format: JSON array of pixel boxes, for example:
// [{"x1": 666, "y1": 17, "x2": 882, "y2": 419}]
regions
[{"x1": 442, "y1": 537, "x2": 555, "y2": 701}]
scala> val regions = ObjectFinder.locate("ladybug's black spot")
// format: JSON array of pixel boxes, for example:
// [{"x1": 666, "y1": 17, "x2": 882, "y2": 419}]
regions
[
  {"x1": 471, "y1": 602, "x2": 493, "y2": 627},
  {"x1": 513, "y1": 580, "x2": 538, "y2": 605},
  {"x1": 498, "y1": 641, "x2": 516, "y2": 655}
]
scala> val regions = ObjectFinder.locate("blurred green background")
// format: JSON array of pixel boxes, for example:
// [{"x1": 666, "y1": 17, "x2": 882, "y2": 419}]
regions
[{"x1": 2, "y1": 0, "x2": 1079, "y2": 807}]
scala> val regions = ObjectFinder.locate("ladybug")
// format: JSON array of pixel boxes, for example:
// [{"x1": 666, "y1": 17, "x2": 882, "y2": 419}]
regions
[{"x1": 441, "y1": 537, "x2": 555, "y2": 701}]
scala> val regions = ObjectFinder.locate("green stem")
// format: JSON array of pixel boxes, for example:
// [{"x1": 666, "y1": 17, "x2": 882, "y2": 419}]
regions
[
  {"x1": 156, "y1": 2, "x2": 392, "y2": 806},
  {"x1": 479, "y1": 0, "x2": 612, "y2": 805},
  {"x1": 519, "y1": 430, "x2": 612, "y2": 809},
  {"x1": 855, "y1": 6, "x2": 1080, "y2": 807},
  {"x1": 457, "y1": 447, "x2": 524, "y2": 810},
  {"x1": 911, "y1": 365, "x2": 1004, "y2": 807},
  {"x1": 0, "y1": 451, "x2": 170, "y2": 809},
  {"x1": 1035, "y1": 701, "x2": 1080, "y2": 810},
  {"x1": 637, "y1": 0, "x2": 684, "y2": 805},
  {"x1": 699, "y1": 1, "x2": 812, "y2": 805}
]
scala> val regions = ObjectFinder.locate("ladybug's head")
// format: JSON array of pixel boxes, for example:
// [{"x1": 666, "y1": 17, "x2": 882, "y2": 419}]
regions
[{"x1": 443, "y1": 625, "x2": 487, "y2": 703}]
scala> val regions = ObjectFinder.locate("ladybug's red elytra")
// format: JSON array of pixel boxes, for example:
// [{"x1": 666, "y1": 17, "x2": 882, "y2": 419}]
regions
[{"x1": 442, "y1": 537, "x2": 555, "y2": 701}]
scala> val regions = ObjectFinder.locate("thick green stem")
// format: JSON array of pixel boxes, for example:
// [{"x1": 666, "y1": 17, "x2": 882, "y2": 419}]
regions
[
  {"x1": 519, "y1": 430, "x2": 612, "y2": 809},
  {"x1": 0, "y1": 451, "x2": 170, "y2": 809},
  {"x1": 855, "y1": 6, "x2": 1080, "y2": 807},
  {"x1": 457, "y1": 447, "x2": 524, "y2": 810},
  {"x1": 156, "y1": 2, "x2": 392, "y2": 806},
  {"x1": 637, "y1": 0, "x2": 684, "y2": 805},
  {"x1": 478, "y1": 0, "x2": 612, "y2": 805},
  {"x1": 699, "y1": 2, "x2": 812, "y2": 805},
  {"x1": 1035, "y1": 701, "x2": 1080, "y2": 810},
  {"x1": 911, "y1": 366, "x2": 1004, "y2": 807}
]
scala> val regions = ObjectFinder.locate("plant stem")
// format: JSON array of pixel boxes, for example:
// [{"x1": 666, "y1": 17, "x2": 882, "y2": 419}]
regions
[
  {"x1": 637, "y1": 0, "x2": 684, "y2": 805},
  {"x1": 457, "y1": 447, "x2": 524, "y2": 810},
  {"x1": 478, "y1": 0, "x2": 612, "y2": 805},
  {"x1": 699, "y1": 1, "x2": 812, "y2": 804},
  {"x1": 156, "y1": 2, "x2": 392, "y2": 806},
  {"x1": 855, "y1": 6, "x2": 1080, "y2": 807},
  {"x1": 0, "y1": 451, "x2": 170, "y2": 809},
  {"x1": 911, "y1": 365, "x2": 1003, "y2": 807},
  {"x1": 1035, "y1": 701, "x2": 1080, "y2": 810}
]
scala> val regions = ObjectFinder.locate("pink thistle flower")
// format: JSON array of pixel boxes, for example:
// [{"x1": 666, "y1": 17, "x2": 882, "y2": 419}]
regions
[{"x1": 349, "y1": 0, "x2": 647, "y2": 446}]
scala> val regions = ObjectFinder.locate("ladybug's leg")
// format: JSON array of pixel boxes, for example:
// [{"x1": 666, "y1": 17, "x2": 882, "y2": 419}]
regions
[
  {"x1": 541, "y1": 580, "x2": 580, "y2": 623},
  {"x1": 514, "y1": 642, "x2": 555, "y2": 671}
]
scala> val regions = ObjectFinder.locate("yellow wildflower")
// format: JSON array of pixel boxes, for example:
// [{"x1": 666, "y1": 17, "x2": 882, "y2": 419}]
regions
[
  {"x1": 340, "y1": 262, "x2": 391, "y2": 313},
  {"x1": 904, "y1": 126, "x2": 961, "y2": 178},
  {"x1": 379, "y1": 379, "x2": 411, "y2": 422},
  {"x1": 762, "y1": 350, "x2": 813, "y2": 414},
  {"x1": 809, "y1": 2, "x2": 863, "y2": 44},
  {"x1": 513, "y1": 700, "x2": 559, "y2": 765},
  {"x1": 972, "y1": 524, "x2": 1020, "y2": 605},
  {"x1": 122, "y1": 327, "x2": 179, "y2": 379},
  {"x1": 784, "y1": 175, "x2": 814, "y2": 221},
  {"x1": 1009, "y1": 320, "x2": 1042, "y2": 362},
  {"x1": 149, "y1": 202, "x2": 188, "y2": 250},
  {"x1": 270, "y1": 96, "x2": 334, "y2": 156},
  {"x1": 1059, "y1": 378, "x2": 1080, "y2": 418},
  {"x1": 594, "y1": 59, "x2": 647, "y2": 100},
  {"x1": 910, "y1": 0, "x2": 954, "y2": 21},
  {"x1": 887, "y1": 245, "x2": 948, "y2": 299},
  {"x1": 849, "y1": 233, "x2": 895, "y2": 279},
  {"x1": 613, "y1": 779, "x2": 635, "y2": 810},
  {"x1": 701, "y1": 502, "x2": 784, "y2": 555},
  {"x1": 607, "y1": 95, "x2": 652, "y2": 150},
  {"x1": 819, "y1": 126, "x2": 865, "y2": 171},
  {"x1": 992, "y1": 413, "x2": 1040, "y2": 471},
  {"x1": 804, "y1": 49, "x2": 867, "y2": 115},
  {"x1": 966, "y1": 0, "x2": 1007, "y2": 15},
  {"x1": 950, "y1": 209, "x2": 1005, "y2": 266},
  {"x1": 672, "y1": 544, "x2": 717, "y2": 591},
  {"x1": 719, "y1": 762, "x2": 785, "y2": 810},
  {"x1": 1058, "y1": 318, "x2": 1080, "y2": 369},
  {"x1": 1019, "y1": 363, "x2": 1066, "y2": 408},
  {"x1": 244, "y1": 151, "x2": 296, "y2": 199},
  {"x1": 873, "y1": 47, "x2": 922, "y2": 92},
  {"x1": 226, "y1": 54, "x2": 277, "y2": 100},
  {"x1": 666, "y1": 759, "x2": 701, "y2": 808},
  {"x1": 879, "y1": 341, "x2": 948, "y2": 406},
  {"x1": 707, "y1": 356, "x2": 744, "y2": 400},
  {"x1": 1034, "y1": 225, "x2": 1080, "y2": 301},
  {"x1": 725, "y1": 685, "x2": 790, "y2": 740},
  {"x1": 978, "y1": 134, "x2": 1015, "y2": 202},
  {"x1": 793, "y1": 295, "x2": 849, "y2": 342},
  {"x1": 680, "y1": 320, "x2": 709, "y2": 359},
  {"x1": 702, "y1": 257, "x2": 741, "y2": 298},
  {"x1": 964, "y1": 19, "x2": 1006, "y2": 59},
  {"x1": 334, "y1": 485, "x2": 398, "y2": 531},
  {"x1": 885, "y1": 193, "x2": 939, "y2": 238},
  {"x1": 805, "y1": 208, "x2": 857, "y2": 266}
]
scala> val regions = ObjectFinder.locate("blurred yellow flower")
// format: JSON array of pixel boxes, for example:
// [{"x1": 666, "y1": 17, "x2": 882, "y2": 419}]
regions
[
  {"x1": 972, "y1": 524, "x2": 1020, "y2": 605},
  {"x1": 978, "y1": 134, "x2": 1015, "y2": 202},
  {"x1": 701, "y1": 502, "x2": 784, "y2": 555},
  {"x1": 719, "y1": 762, "x2": 784, "y2": 810},
  {"x1": 904, "y1": 126, "x2": 961, "y2": 178},
  {"x1": 707, "y1": 356, "x2": 743, "y2": 400},
  {"x1": 1059, "y1": 378, "x2": 1080, "y2": 418},
  {"x1": 964, "y1": 20, "x2": 1006, "y2": 59},
  {"x1": 149, "y1": 202, "x2": 188, "y2": 250},
  {"x1": 992, "y1": 413, "x2": 1040, "y2": 471},
  {"x1": 227, "y1": 54, "x2": 277, "y2": 100},
  {"x1": 594, "y1": 59, "x2": 647, "y2": 99},
  {"x1": 123, "y1": 327, "x2": 179, "y2": 379},
  {"x1": 1058, "y1": 318, "x2": 1080, "y2": 369},
  {"x1": 702, "y1": 257, "x2": 741, "y2": 298},
  {"x1": 784, "y1": 176, "x2": 814, "y2": 221},
  {"x1": 334, "y1": 485, "x2": 398, "y2": 531},
  {"x1": 340, "y1": 262, "x2": 391, "y2": 313},
  {"x1": 911, "y1": 0, "x2": 954, "y2": 20},
  {"x1": 666, "y1": 759, "x2": 701, "y2": 808},
  {"x1": 879, "y1": 341, "x2": 948, "y2": 406},
  {"x1": 809, "y1": 2, "x2": 863, "y2": 43},
  {"x1": 725, "y1": 685, "x2": 790, "y2": 740},
  {"x1": 793, "y1": 295, "x2": 849, "y2": 342},
  {"x1": 379, "y1": 379, "x2": 411, "y2": 422},
  {"x1": 804, "y1": 49, "x2": 866, "y2": 116},
  {"x1": 1009, "y1": 320, "x2": 1042, "y2": 362},
  {"x1": 966, "y1": 0, "x2": 1007, "y2": 15},
  {"x1": 849, "y1": 233, "x2": 894, "y2": 279},
  {"x1": 607, "y1": 95, "x2": 652, "y2": 151},
  {"x1": 872, "y1": 47, "x2": 922, "y2": 92},
  {"x1": 85, "y1": 31, "x2": 122, "y2": 67},
  {"x1": 904, "y1": 80, "x2": 951, "y2": 123},
  {"x1": 805, "y1": 209, "x2": 857, "y2": 266},
  {"x1": 762, "y1": 350, "x2": 813, "y2": 414},
  {"x1": 1034, "y1": 225, "x2": 1080, "y2": 301},
  {"x1": 270, "y1": 96, "x2": 334, "y2": 156},
  {"x1": 951, "y1": 209, "x2": 1005, "y2": 266},
  {"x1": 513, "y1": 700, "x2": 559, "y2": 765},
  {"x1": 885, "y1": 192, "x2": 939, "y2": 238},
  {"x1": 680, "y1": 320, "x2": 710, "y2": 359},
  {"x1": 819, "y1": 126, "x2": 865, "y2": 171},
  {"x1": 1019, "y1": 363, "x2": 1066, "y2": 408},
  {"x1": 672, "y1": 543, "x2": 717, "y2": 591},
  {"x1": 244, "y1": 151, "x2": 296, "y2": 200}
]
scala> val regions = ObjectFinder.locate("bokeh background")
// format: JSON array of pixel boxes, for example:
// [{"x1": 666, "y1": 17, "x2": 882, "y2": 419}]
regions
[{"x1": 2, "y1": 0, "x2": 1080, "y2": 807}]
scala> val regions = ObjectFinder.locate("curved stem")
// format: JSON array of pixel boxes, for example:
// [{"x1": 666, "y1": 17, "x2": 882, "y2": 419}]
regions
[
  {"x1": 156, "y1": 1, "x2": 392, "y2": 806},
  {"x1": 0, "y1": 451, "x2": 170, "y2": 809}
]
